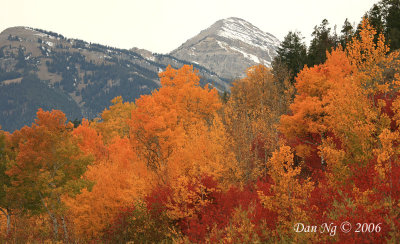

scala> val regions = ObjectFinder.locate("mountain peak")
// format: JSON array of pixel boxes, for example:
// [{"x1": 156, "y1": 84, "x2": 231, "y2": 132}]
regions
[
  {"x1": 216, "y1": 17, "x2": 280, "y2": 50},
  {"x1": 170, "y1": 17, "x2": 280, "y2": 79},
  {"x1": 223, "y1": 16, "x2": 247, "y2": 21}
]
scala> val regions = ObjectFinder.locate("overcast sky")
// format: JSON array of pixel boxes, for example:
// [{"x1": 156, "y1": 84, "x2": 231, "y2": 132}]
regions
[{"x1": 1, "y1": 0, "x2": 379, "y2": 53}]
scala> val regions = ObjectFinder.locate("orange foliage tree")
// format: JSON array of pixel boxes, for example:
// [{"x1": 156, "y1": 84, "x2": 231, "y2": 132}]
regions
[
  {"x1": 0, "y1": 128, "x2": 12, "y2": 236},
  {"x1": 130, "y1": 65, "x2": 238, "y2": 184},
  {"x1": 65, "y1": 114, "x2": 150, "y2": 240},
  {"x1": 127, "y1": 65, "x2": 241, "y2": 232},
  {"x1": 65, "y1": 136, "x2": 150, "y2": 240}
]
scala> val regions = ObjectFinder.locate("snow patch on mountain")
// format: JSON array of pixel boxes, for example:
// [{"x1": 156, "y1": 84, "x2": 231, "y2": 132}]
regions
[
  {"x1": 229, "y1": 46, "x2": 260, "y2": 63},
  {"x1": 216, "y1": 40, "x2": 228, "y2": 50},
  {"x1": 218, "y1": 17, "x2": 280, "y2": 52},
  {"x1": 217, "y1": 36, "x2": 271, "y2": 65}
]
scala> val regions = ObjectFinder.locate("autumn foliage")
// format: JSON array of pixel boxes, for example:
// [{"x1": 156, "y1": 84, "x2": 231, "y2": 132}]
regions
[{"x1": 1, "y1": 19, "x2": 400, "y2": 243}]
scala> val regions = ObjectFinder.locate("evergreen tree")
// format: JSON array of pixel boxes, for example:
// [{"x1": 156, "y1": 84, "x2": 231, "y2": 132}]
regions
[
  {"x1": 307, "y1": 19, "x2": 335, "y2": 66},
  {"x1": 0, "y1": 47, "x2": 4, "y2": 58},
  {"x1": 360, "y1": 0, "x2": 400, "y2": 51},
  {"x1": 385, "y1": 0, "x2": 400, "y2": 50},
  {"x1": 273, "y1": 31, "x2": 307, "y2": 81},
  {"x1": 15, "y1": 46, "x2": 26, "y2": 70},
  {"x1": 340, "y1": 18, "x2": 355, "y2": 47}
]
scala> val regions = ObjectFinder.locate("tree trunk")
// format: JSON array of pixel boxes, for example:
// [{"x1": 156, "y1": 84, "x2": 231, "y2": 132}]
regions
[
  {"x1": 0, "y1": 208, "x2": 11, "y2": 235},
  {"x1": 57, "y1": 196, "x2": 69, "y2": 243},
  {"x1": 320, "y1": 132, "x2": 327, "y2": 170},
  {"x1": 51, "y1": 215, "x2": 59, "y2": 240},
  {"x1": 39, "y1": 192, "x2": 58, "y2": 240},
  {"x1": 61, "y1": 215, "x2": 69, "y2": 243}
]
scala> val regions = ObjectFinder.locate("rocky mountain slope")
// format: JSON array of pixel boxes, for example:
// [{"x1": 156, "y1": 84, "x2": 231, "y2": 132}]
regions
[
  {"x1": 0, "y1": 27, "x2": 229, "y2": 132},
  {"x1": 170, "y1": 17, "x2": 280, "y2": 80}
]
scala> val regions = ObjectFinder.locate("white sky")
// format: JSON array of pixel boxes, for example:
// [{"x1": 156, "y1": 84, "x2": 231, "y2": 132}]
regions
[{"x1": 1, "y1": 0, "x2": 379, "y2": 53}]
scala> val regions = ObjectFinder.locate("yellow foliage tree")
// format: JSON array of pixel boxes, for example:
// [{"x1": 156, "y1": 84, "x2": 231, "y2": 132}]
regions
[
  {"x1": 224, "y1": 64, "x2": 293, "y2": 182},
  {"x1": 258, "y1": 144, "x2": 314, "y2": 242},
  {"x1": 93, "y1": 96, "x2": 135, "y2": 143}
]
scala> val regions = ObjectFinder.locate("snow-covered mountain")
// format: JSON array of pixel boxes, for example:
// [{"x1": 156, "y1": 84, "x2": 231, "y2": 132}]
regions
[{"x1": 170, "y1": 17, "x2": 280, "y2": 80}]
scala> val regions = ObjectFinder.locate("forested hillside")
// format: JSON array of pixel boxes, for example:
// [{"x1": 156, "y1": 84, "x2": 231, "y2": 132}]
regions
[{"x1": 0, "y1": 27, "x2": 229, "y2": 132}]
